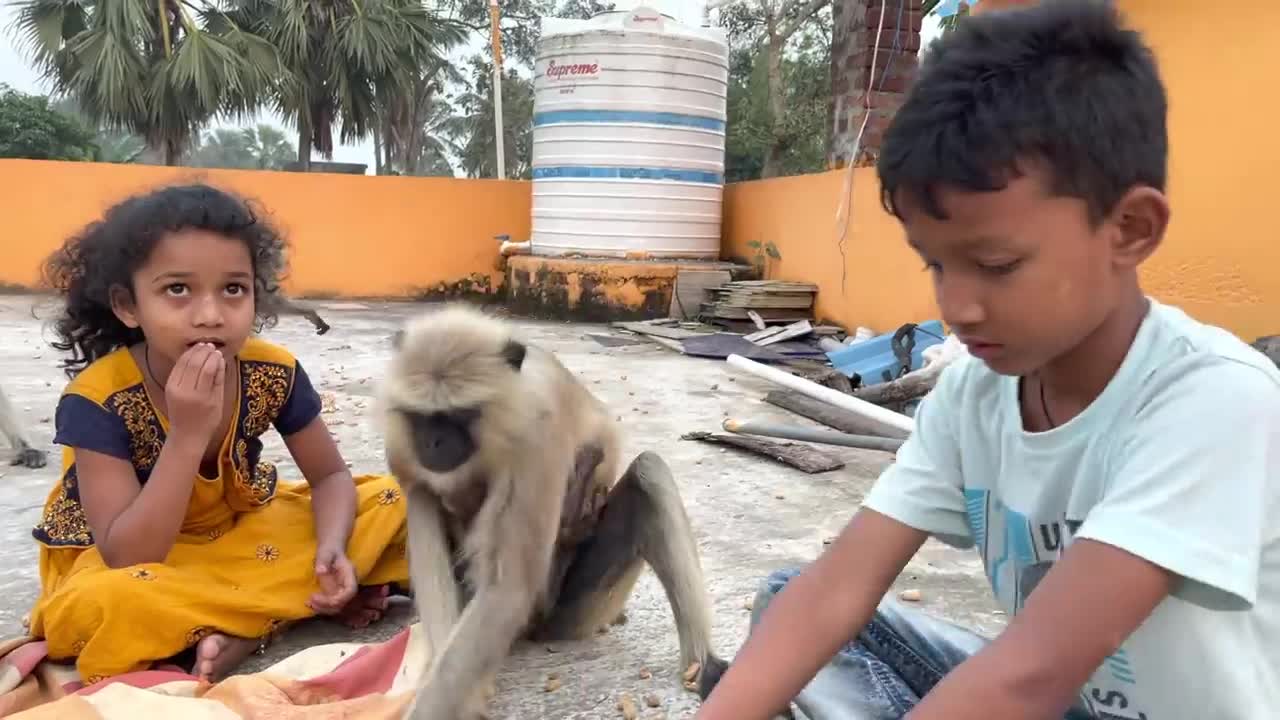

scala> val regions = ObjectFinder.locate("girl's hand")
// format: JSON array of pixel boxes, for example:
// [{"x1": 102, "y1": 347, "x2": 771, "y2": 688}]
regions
[
  {"x1": 309, "y1": 543, "x2": 358, "y2": 614},
  {"x1": 165, "y1": 343, "x2": 225, "y2": 442}
]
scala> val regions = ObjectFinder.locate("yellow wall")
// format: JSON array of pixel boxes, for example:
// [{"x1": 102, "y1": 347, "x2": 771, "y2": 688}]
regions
[
  {"x1": 724, "y1": 0, "x2": 1280, "y2": 342},
  {"x1": 0, "y1": 159, "x2": 530, "y2": 299}
]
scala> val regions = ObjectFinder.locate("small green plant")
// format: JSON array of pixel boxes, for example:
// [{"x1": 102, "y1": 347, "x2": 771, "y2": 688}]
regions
[{"x1": 746, "y1": 239, "x2": 782, "y2": 278}]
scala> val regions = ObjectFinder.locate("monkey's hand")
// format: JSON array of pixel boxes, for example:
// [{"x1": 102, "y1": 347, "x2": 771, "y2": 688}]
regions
[{"x1": 309, "y1": 544, "x2": 358, "y2": 614}]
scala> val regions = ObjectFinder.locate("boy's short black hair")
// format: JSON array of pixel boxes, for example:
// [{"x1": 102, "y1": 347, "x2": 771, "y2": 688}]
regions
[{"x1": 877, "y1": 0, "x2": 1167, "y2": 226}]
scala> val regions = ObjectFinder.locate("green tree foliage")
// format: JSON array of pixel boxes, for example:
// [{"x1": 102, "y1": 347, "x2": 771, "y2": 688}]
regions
[
  {"x1": 9, "y1": 0, "x2": 279, "y2": 165},
  {"x1": 435, "y1": 1, "x2": 608, "y2": 178},
  {"x1": 376, "y1": 58, "x2": 464, "y2": 176},
  {"x1": 223, "y1": 0, "x2": 467, "y2": 170},
  {"x1": 438, "y1": 0, "x2": 614, "y2": 66},
  {"x1": 445, "y1": 56, "x2": 535, "y2": 179},
  {"x1": 49, "y1": 96, "x2": 148, "y2": 163},
  {"x1": 0, "y1": 84, "x2": 97, "y2": 161},
  {"x1": 187, "y1": 123, "x2": 297, "y2": 170},
  {"x1": 715, "y1": 0, "x2": 832, "y2": 181}
]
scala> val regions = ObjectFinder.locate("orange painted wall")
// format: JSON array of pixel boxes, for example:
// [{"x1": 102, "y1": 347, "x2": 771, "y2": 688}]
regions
[
  {"x1": 0, "y1": 159, "x2": 531, "y2": 298},
  {"x1": 723, "y1": 0, "x2": 1280, "y2": 342},
  {"x1": 722, "y1": 167, "x2": 938, "y2": 333}
]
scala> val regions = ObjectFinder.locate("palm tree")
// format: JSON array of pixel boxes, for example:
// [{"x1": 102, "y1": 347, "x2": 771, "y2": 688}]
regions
[
  {"x1": 49, "y1": 96, "x2": 148, "y2": 163},
  {"x1": 378, "y1": 58, "x2": 462, "y2": 176},
  {"x1": 187, "y1": 123, "x2": 296, "y2": 169},
  {"x1": 446, "y1": 56, "x2": 534, "y2": 179},
  {"x1": 228, "y1": 0, "x2": 466, "y2": 170},
  {"x1": 9, "y1": 0, "x2": 279, "y2": 165},
  {"x1": 241, "y1": 123, "x2": 295, "y2": 169},
  {"x1": 389, "y1": 95, "x2": 461, "y2": 176}
]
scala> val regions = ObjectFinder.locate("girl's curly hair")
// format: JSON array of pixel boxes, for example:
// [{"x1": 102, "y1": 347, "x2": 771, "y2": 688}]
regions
[{"x1": 42, "y1": 183, "x2": 290, "y2": 378}]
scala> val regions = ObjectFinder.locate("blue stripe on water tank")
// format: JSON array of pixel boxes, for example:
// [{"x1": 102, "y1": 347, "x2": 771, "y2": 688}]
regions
[
  {"x1": 533, "y1": 110, "x2": 725, "y2": 132},
  {"x1": 532, "y1": 166, "x2": 723, "y2": 184}
]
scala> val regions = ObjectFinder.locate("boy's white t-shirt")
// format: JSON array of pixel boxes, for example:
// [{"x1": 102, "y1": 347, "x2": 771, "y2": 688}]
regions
[{"x1": 862, "y1": 297, "x2": 1280, "y2": 720}]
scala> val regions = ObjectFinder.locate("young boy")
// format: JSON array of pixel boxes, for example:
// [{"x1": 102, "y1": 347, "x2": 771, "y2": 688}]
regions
[{"x1": 696, "y1": 2, "x2": 1280, "y2": 719}]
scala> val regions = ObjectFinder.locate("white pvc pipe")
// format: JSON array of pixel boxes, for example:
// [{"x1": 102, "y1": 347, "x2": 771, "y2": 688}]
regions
[
  {"x1": 499, "y1": 240, "x2": 531, "y2": 256},
  {"x1": 725, "y1": 353, "x2": 916, "y2": 435}
]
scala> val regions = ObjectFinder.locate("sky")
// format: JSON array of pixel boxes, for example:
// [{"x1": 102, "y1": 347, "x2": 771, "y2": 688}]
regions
[{"x1": 0, "y1": 0, "x2": 937, "y2": 172}]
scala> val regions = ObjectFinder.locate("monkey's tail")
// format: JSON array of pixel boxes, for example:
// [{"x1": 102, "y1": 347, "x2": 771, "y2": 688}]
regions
[{"x1": 628, "y1": 451, "x2": 721, "y2": 678}]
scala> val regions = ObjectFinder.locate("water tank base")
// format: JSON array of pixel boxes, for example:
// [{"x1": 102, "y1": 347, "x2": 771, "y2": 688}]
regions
[{"x1": 504, "y1": 255, "x2": 752, "y2": 323}]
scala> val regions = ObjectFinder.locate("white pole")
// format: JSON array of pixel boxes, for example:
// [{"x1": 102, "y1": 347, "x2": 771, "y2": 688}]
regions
[
  {"x1": 724, "y1": 353, "x2": 917, "y2": 435},
  {"x1": 489, "y1": 0, "x2": 506, "y2": 179}
]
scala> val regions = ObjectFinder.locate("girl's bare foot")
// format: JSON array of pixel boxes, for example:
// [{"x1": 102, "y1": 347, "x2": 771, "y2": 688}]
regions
[
  {"x1": 334, "y1": 584, "x2": 391, "y2": 628},
  {"x1": 194, "y1": 633, "x2": 260, "y2": 682}
]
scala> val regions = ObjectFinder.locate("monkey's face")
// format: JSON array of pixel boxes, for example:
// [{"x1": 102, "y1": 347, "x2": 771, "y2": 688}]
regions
[
  {"x1": 402, "y1": 406, "x2": 482, "y2": 474},
  {"x1": 378, "y1": 303, "x2": 532, "y2": 487}
]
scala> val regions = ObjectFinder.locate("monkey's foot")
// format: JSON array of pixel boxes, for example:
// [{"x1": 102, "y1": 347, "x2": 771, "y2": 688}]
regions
[
  {"x1": 333, "y1": 584, "x2": 391, "y2": 628},
  {"x1": 193, "y1": 633, "x2": 260, "y2": 682},
  {"x1": 11, "y1": 445, "x2": 46, "y2": 468}
]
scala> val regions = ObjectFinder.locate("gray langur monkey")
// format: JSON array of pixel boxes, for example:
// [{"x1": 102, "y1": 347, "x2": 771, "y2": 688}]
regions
[
  {"x1": 0, "y1": 383, "x2": 46, "y2": 468},
  {"x1": 376, "y1": 303, "x2": 727, "y2": 720},
  {"x1": 273, "y1": 296, "x2": 331, "y2": 335}
]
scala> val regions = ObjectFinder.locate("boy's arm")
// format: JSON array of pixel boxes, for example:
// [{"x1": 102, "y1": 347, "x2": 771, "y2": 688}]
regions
[
  {"x1": 907, "y1": 357, "x2": 1280, "y2": 719},
  {"x1": 696, "y1": 508, "x2": 929, "y2": 720},
  {"x1": 905, "y1": 539, "x2": 1174, "y2": 719},
  {"x1": 699, "y1": 360, "x2": 976, "y2": 720}
]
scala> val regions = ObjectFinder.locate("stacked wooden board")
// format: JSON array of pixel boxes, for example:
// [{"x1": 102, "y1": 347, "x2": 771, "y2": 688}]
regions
[{"x1": 700, "y1": 280, "x2": 819, "y2": 323}]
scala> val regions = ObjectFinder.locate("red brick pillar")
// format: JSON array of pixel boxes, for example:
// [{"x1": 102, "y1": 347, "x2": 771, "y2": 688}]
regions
[{"x1": 829, "y1": 0, "x2": 925, "y2": 168}]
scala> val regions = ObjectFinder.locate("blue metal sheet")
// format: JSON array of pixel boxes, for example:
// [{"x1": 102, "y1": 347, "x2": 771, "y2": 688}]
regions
[{"x1": 826, "y1": 320, "x2": 947, "y2": 384}]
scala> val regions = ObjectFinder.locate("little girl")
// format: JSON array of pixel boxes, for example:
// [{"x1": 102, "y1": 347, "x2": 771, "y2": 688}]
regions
[{"x1": 25, "y1": 182, "x2": 410, "y2": 685}]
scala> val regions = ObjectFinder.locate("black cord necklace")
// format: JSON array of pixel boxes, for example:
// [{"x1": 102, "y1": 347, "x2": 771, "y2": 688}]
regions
[
  {"x1": 143, "y1": 344, "x2": 164, "y2": 392},
  {"x1": 1039, "y1": 375, "x2": 1056, "y2": 429}
]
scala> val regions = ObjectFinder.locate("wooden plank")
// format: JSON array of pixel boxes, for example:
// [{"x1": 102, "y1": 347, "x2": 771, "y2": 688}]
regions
[
  {"x1": 764, "y1": 390, "x2": 911, "y2": 439},
  {"x1": 744, "y1": 325, "x2": 787, "y2": 343},
  {"x1": 703, "y1": 306, "x2": 813, "y2": 321},
  {"x1": 681, "y1": 431, "x2": 844, "y2": 474},
  {"x1": 717, "y1": 280, "x2": 820, "y2": 291},
  {"x1": 610, "y1": 320, "x2": 705, "y2": 340},
  {"x1": 755, "y1": 320, "x2": 812, "y2": 346},
  {"x1": 670, "y1": 269, "x2": 732, "y2": 320}
]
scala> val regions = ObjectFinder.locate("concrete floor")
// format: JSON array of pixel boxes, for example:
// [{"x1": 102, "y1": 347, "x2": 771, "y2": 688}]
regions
[{"x1": 0, "y1": 294, "x2": 1002, "y2": 718}]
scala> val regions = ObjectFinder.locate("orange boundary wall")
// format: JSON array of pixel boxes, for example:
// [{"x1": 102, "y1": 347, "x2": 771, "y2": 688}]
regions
[
  {"x1": 724, "y1": 0, "x2": 1280, "y2": 342},
  {"x1": 0, "y1": 159, "x2": 530, "y2": 299},
  {"x1": 0, "y1": 0, "x2": 1274, "y2": 341}
]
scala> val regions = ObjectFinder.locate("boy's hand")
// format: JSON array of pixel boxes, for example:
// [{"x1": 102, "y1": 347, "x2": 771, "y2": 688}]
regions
[
  {"x1": 904, "y1": 538, "x2": 1173, "y2": 720},
  {"x1": 697, "y1": 509, "x2": 928, "y2": 720},
  {"x1": 309, "y1": 543, "x2": 358, "y2": 614}
]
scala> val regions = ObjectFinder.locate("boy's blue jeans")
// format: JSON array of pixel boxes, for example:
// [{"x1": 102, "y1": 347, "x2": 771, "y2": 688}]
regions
[{"x1": 753, "y1": 567, "x2": 1094, "y2": 720}]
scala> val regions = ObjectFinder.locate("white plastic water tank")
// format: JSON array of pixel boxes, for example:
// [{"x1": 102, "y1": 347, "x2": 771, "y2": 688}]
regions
[{"x1": 530, "y1": 5, "x2": 730, "y2": 259}]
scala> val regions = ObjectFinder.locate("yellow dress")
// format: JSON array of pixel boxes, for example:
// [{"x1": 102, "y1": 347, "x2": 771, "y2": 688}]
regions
[{"x1": 25, "y1": 337, "x2": 410, "y2": 684}]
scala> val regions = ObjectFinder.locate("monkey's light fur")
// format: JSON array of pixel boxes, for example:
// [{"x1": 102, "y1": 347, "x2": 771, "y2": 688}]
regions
[{"x1": 377, "y1": 302, "x2": 726, "y2": 720}]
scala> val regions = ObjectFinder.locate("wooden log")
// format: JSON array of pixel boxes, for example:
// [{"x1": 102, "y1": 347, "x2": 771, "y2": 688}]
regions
[
  {"x1": 681, "y1": 431, "x2": 845, "y2": 474},
  {"x1": 851, "y1": 364, "x2": 943, "y2": 406},
  {"x1": 723, "y1": 417, "x2": 904, "y2": 453},
  {"x1": 764, "y1": 391, "x2": 910, "y2": 440},
  {"x1": 794, "y1": 366, "x2": 854, "y2": 395}
]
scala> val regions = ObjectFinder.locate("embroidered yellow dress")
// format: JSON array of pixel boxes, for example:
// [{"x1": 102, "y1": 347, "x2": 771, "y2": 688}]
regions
[{"x1": 25, "y1": 337, "x2": 410, "y2": 684}]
